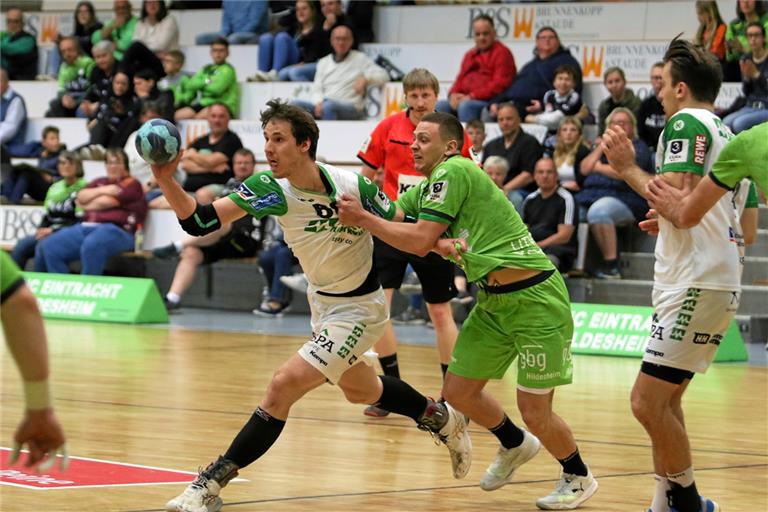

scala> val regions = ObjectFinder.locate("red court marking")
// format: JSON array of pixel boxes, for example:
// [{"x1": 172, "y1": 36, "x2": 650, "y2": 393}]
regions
[{"x1": 0, "y1": 447, "x2": 198, "y2": 490}]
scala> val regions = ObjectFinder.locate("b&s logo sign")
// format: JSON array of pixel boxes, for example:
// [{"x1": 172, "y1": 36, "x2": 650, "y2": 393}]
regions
[{"x1": 465, "y1": 4, "x2": 607, "y2": 41}]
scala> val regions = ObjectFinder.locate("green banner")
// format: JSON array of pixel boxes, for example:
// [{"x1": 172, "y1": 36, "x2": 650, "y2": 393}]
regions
[
  {"x1": 23, "y1": 272, "x2": 168, "y2": 324},
  {"x1": 570, "y1": 303, "x2": 747, "y2": 362}
]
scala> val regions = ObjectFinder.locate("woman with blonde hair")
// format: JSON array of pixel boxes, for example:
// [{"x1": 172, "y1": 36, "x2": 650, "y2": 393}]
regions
[
  {"x1": 695, "y1": 1, "x2": 727, "y2": 61},
  {"x1": 552, "y1": 116, "x2": 590, "y2": 192}
]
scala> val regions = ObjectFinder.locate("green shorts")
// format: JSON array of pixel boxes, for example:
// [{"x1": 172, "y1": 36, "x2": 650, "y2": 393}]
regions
[{"x1": 448, "y1": 271, "x2": 574, "y2": 388}]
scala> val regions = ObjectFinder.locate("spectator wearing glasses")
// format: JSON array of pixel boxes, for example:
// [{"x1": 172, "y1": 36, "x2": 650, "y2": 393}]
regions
[{"x1": 0, "y1": 9, "x2": 38, "y2": 80}]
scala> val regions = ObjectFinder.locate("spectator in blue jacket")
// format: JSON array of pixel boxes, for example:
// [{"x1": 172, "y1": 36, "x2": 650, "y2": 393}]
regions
[
  {"x1": 0, "y1": 68, "x2": 28, "y2": 160},
  {"x1": 195, "y1": 0, "x2": 269, "y2": 45},
  {"x1": 486, "y1": 26, "x2": 582, "y2": 121}
]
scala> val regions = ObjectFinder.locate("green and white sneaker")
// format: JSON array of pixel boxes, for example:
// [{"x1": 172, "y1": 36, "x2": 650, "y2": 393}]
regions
[
  {"x1": 536, "y1": 469, "x2": 598, "y2": 510},
  {"x1": 418, "y1": 401, "x2": 472, "y2": 479},
  {"x1": 480, "y1": 430, "x2": 541, "y2": 491}
]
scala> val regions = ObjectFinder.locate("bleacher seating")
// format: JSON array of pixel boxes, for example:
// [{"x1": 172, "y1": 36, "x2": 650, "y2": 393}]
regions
[{"x1": 3, "y1": 1, "x2": 765, "y2": 340}]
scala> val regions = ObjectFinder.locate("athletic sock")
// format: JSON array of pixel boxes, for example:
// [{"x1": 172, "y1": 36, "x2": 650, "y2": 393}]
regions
[
  {"x1": 440, "y1": 363, "x2": 449, "y2": 378},
  {"x1": 224, "y1": 407, "x2": 285, "y2": 469},
  {"x1": 166, "y1": 292, "x2": 181, "y2": 304},
  {"x1": 558, "y1": 449, "x2": 589, "y2": 477},
  {"x1": 378, "y1": 354, "x2": 400, "y2": 379},
  {"x1": 374, "y1": 375, "x2": 428, "y2": 421},
  {"x1": 667, "y1": 467, "x2": 699, "y2": 512},
  {"x1": 651, "y1": 474, "x2": 671, "y2": 512},
  {"x1": 489, "y1": 414, "x2": 525, "y2": 449}
]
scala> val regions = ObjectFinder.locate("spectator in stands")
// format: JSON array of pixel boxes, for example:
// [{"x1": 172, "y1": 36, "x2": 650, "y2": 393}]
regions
[
  {"x1": 48, "y1": 2, "x2": 103, "y2": 77},
  {"x1": 11, "y1": 151, "x2": 87, "y2": 269},
  {"x1": 723, "y1": 22, "x2": 768, "y2": 132},
  {"x1": 488, "y1": 26, "x2": 582, "y2": 121},
  {"x1": 465, "y1": 118, "x2": 485, "y2": 163},
  {"x1": 174, "y1": 38, "x2": 239, "y2": 120},
  {"x1": 725, "y1": 0, "x2": 768, "y2": 81},
  {"x1": 577, "y1": 107, "x2": 653, "y2": 279},
  {"x1": 159, "y1": 49, "x2": 190, "y2": 92},
  {"x1": 46, "y1": 37, "x2": 95, "y2": 118},
  {"x1": 481, "y1": 102, "x2": 543, "y2": 211},
  {"x1": 92, "y1": 0, "x2": 138, "y2": 61},
  {"x1": 524, "y1": 64, "x2": 583, "y2": 136},
  {"x1": 255, "y1": 218, "x2": 296, "y2": 316},
  {"x1": 597, "y1": 67, "x2": 641, "y2": 135},
  {"x1": 153, "y1": 149, "x2": 260, "y2": 311},
  {"x1": 435, "y1": 14, "x2": 516, "y2": 123},
  {"x1": 2, "y1": 126, "x2": 64, "y2": 204},
  {"x1": 522, "y1": 157, "x2": 578, "y2": 273},
  {"x1": 695, "y1": 1, "x2": 727, "y2": 64},
  {"x1": 133, "y1": 68, "x2": 174, "y2": 121},
  {"x1": 34, "y1": 147, "x2": 147, "y2": 275},
  {"x1": 180, "y1": 102, "x2": 243, "y2": 195},
  {"x1": 292, "y1": 25, "x2": 388, "y2": 120},
  {"x1": 79, "y1": 40, "x2": 118, "y2": 120},
  {"x1": 320, "y1": 0, "x2": 374, "y2": 46},
  {"x1": 552, "y1": 116, "x2": 590, "y2": 193},
  {"x1": 132, "y1": 0, "x2": 179, "y2": 55},
  {"x1": 0, "y1": 9, "x2": 38, "y2": 81},
  {"x1": 636, "y1": 62, "x2": 666, "y2": 152},
  {"x1": 252, "y1": 0, "x2": 330, "y2": 82},
  {"x1": 483, "y1": 155, "x2": 508, "y2": 191},
  {"x1": 87, "y1": 70, "x2": 140, "y2": 149},
  {"x1": 0, "y1": 68, "x2": 28, "y2": 160},
  {"x1": 195, "y1": 0, "x2": 268, "y2": 45}
]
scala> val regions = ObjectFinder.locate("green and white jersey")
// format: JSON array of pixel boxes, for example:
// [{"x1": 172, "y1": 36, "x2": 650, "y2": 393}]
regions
[
  {"x1": 396, "y1": 155, "x2": 553, "y2": 283},
  {"x1": 229, "y1": 163, "x2": 395, "y2": 294},
  {"x1": 654, "y1": 108, "x2": 743, "y2": 291}
]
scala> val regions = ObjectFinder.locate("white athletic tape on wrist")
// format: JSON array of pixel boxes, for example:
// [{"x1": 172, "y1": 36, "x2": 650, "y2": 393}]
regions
[{"x1": 23, "y1": 380, "x2": 51, "y2": 410}]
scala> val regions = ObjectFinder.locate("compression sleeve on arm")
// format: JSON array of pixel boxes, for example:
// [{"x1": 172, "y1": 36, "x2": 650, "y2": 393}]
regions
[{"x1": 178, "y1": 203, "x2": 222, "y2": 236}]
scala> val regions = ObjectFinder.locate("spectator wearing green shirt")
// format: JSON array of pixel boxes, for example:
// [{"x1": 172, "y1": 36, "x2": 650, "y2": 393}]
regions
[
  {"x1": 1, "y1": 9, "x2": 38, "y2": 80},
  {"x1": 11, "y1": 151, "x2": 87, "y2": 269},
  {"x1": 91, "y1": 0, "x2": 138, "y2": 61},
  {"x1": 724, "y1": 0, "x2": 768, "y2": 80},
  {"x1": 174, "y1": 37, "x2": 239, "y2": 120},
  {"x1": 46, "y1": 37, "x2": 95, "y2": 118}
]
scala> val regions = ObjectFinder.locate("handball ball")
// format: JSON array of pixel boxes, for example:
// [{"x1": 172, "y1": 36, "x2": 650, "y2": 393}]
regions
[{"x1": 135, "y1": 119, "x2": 181, "y2": 164}]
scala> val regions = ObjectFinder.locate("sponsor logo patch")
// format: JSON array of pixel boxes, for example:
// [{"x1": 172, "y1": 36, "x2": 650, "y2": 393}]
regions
[
  {"x1": 692, "y1": 332, "x2": 711, "y2": 344},
  {"x1": 236, "y1": 183, "x2": 255, "y2": 200},
  {"x1": 693, "y1": 134, "x2": 706, "y2": 165},
  {"x1": 249, "y1": 192, "x2": 282, "y2": 210},
  {"x1": 664, "y1": 139, "x2": 689, "y2": 164},
  {"x1": 427, "y1": 181, "x2": 448, "y2": 203}
]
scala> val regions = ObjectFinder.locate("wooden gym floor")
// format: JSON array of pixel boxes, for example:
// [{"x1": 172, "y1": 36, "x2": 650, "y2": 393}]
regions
[{"x1": 0, "y1": 319, "x2": 766, "y2": 511}]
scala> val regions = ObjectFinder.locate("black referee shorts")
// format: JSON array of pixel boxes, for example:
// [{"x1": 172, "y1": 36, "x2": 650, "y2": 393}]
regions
[{"x1": 374, "y1": 237, "x2": 457, "y2": 304}]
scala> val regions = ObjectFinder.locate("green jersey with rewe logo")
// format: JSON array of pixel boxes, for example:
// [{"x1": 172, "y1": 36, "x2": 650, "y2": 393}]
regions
[{"x1": 396, "y1": 155, "x2": 553, "y2": 283}]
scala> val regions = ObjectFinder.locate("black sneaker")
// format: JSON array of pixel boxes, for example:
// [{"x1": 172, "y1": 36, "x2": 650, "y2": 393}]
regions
[
  {"x1": 253, "y1": 302, "x2": 285, "y2": 317},
  {"x1": 594, "y1": 267, "x2": 621, "y2": 279},
  {"x1": 164, "y1": 297, "x2": 181, "y2": 312},
  {"x1": 153, "y1": 244, "x2": 179, "y2": 259}
]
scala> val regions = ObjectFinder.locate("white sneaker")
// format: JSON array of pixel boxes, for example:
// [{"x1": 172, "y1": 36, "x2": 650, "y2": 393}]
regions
[
  {"x1": 480, "y1": 431, "x2": 541, "y2": 491},
  {"x1": 535, "y1": 469, "x2": 599, "y2": 510},
  {"x1": 165, "y1": 477, "x2": 223, "y2": 512},
  {"x1": 438, "y1": 402, "x2": 472, "y2": 479},
  {"x1": 279, "y1": 273, "x2": 308, "y2": 294}
]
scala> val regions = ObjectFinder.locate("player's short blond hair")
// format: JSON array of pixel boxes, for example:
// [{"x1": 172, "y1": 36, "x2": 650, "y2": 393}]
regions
[{"x1": 403, "y1": 68, "x2": 439, "y2": 95}]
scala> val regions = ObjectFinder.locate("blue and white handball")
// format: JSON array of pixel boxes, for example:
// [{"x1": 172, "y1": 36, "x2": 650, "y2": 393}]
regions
[{"x1": 135, "y1": 119, "x2": 181, "y2": 164}]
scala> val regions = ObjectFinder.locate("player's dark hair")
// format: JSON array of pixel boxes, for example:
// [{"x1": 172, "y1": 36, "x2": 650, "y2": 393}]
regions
[
  {"x1": 260, "y1": 99, "x2": 319, "y2": 159},
  {"x1": 663, "y1": 35, "x2": 722, "y2": 104},
  {"x1": 421, "y1": 112, "x2": 464, "y2": 152}
]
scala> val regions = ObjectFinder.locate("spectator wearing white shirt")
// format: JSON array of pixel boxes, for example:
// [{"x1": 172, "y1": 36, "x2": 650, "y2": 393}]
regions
[
  {"x1": 292, "y1": 25, "x2": 387, "y2": 120},
  {"x1": 132, "y1": 0, "x2": 179, "y2": 55}
]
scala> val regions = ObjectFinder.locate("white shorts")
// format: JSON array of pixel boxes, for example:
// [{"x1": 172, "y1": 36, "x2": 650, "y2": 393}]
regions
[
  {"x1": 643, "y1": 287, "x2": 739, "y2": 374},
  {"x1": 298, "y1": 287, "x2": 388, "y2": 384}
]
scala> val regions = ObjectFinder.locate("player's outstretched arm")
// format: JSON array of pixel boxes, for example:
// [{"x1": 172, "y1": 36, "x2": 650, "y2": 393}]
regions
[
  {"x1": 2, "y1": 284, "x2": 68, "y2": 471},
  {"x1": 338, "y1": 193, "x2": 447, "y2": 256}
]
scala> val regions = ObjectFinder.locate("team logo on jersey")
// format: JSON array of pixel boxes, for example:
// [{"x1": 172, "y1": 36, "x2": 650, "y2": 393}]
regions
[
  {"x1": 693, "y1": 134, "x2": 707, "y2": 165},
  {"x1": 260, "y1": 175, "x2": 271, "y2": 184},
  {"x1": 249, "y1": 192, "x2": 282, "y2": 211},
  {"x1": 673, "y1": 119, "x2": 685, "y2": 131},
  {"x1": 236, "y1": 183, "x2": 255, "y2": 200},
  {"x1": 664, "y1": 139, "x2": 688, "y2": 164},
  {"x1": 427, "y1": 181, "x2": 448, "y2": 203}
]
